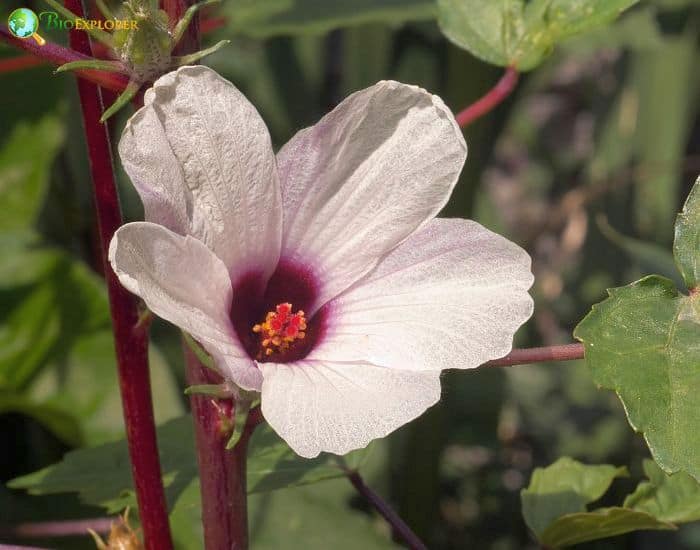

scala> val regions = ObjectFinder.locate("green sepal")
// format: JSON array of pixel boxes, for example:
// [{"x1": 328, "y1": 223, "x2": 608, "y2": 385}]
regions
[
  {"x1": 184, "y1": 384, "x2": 231, "y2": 398},
  {"x1": 226, "y1": 399, "x2": 252, "y2": 450},
  {"x1": 181, "y1": 331, "x2": 218, "y2": 372},
  {"x1": 173, "y1": 40, "x2": 231, "y2": 66},
  {"x1": 55, "y1": 59, "x2": 127, "y2": 75},
  {"x1": 171, "y1": 0, "x2": 221, "y2": 46},
  {"x1": 100, "y1": 81, "x2": 140, "y2": 123}
]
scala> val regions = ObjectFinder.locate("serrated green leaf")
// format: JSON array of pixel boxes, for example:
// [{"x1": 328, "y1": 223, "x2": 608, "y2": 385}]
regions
[
  {"x1": 224, "y1": 0, "x2": 436, "y2": 38},
  {"x1": 8, "y1": 415, "x2": 197, "y2": 514},
  {"x1": 674, "y1": 176, "x2": 700, "y2": 289},
  {"x1": 539, "y1": 507, "x2": 674, "y2": 548},
  {"x1": 574, "y1": 275, "x2": 700, "y2": 480},
  {"x1": 8, "y1": 415, "x2": 370, "y2": 512},
  {"x1": 521, "y1": 457, "x2": 627, "y2": 535},
  {"x1": 625, "y1": 459, "x2": 700, "y2": 523},
  {"x1": 437, "y1": 0, "x2": 638, "y2": 71}
]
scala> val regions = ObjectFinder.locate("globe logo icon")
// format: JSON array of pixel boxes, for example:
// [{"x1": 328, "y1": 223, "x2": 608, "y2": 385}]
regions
[{"x1": 8, "y1": 8, "x2": 46, "y2": 45}]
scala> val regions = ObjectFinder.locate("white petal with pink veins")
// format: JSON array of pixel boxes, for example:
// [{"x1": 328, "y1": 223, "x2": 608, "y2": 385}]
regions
[
  {"x1": 109, "y1": 221, "x2": 262, "y2": 391},
  {"x1": 277, "y1": 80, "x2": 467, "y2": 313},
  {"x1": 119, "y1": 65, "x2": 283, "y2": 284},
  {"x1": 311, "y1": 219, "x2": 533, "y2": 371},
  {"x1": 260, "y1": 359, "x2": 441, "y2": 457}
]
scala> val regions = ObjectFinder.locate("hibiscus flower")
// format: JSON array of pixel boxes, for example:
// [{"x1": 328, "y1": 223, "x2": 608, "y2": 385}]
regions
[{"x1": 109, "y1": 66, "x2": 533, "y2": 458}]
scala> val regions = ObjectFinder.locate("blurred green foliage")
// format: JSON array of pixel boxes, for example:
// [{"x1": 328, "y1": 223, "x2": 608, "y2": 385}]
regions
[{"x1": 1, "y1": 0, "x2": 699, "y2": 548}]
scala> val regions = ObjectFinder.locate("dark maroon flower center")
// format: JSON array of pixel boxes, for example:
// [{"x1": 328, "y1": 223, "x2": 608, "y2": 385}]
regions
[{"x1": 230, "y1": 259, "x2": 327, "y2": 363}]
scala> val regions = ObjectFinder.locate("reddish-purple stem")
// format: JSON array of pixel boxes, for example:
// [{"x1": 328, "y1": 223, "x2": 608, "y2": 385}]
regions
[
  {"x1": 63, "y1": 1, "x2": 173, "y2": 549},
  {"x1": 455, "y1": 66, "x2": 519, "y2": 128},
  {"x1": 165, "y1": 2, "x2": 253, "y2": 547},
  {"x1": 183, "y1": 345, "x2": 250, "y2": 549},
  {"x1": 347, "y1": 471, "x2": 428, "y2": 550},
  {"x1": 485, "y1": 343, "x2": 584, "y2": 367},
  {"x1": 0, "y1": 26, "x2": 128, "y2": 91},
  {"x1": 0, "y1": 54, "x2": 44, "y2": 74}
]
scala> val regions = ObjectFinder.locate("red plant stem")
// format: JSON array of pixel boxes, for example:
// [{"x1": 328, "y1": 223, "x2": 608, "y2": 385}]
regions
[
  {"x1": 1, "y1": 518, "x2": 113, "y2": 538},
  {"x1": 455, "y1": 66, "x2": 519, "y2": 128},
  {"x1": 0, "y1": 26, "x2": 128, "y2": 91},
  {"x1": 0, "y1": 545, "x2": 52, "y2": 550},
  {"x1": 167, "y1": 3, "x2": 252, "y2": 547},
  {"x1": 0, "y1": 54, "x2": 44, "y2": 74},
  {"x1": 347, "y1": 471, "x2": 428, "y2": 550},
  {"x1": 183, "y1": 345, "x2": 250, "y2": 550},
  {"x1": 485, "y1": 343, "x2": 584, "y2": 368},
  {"x1": 63, "y1": 1, "x2": 173, "y2": 549}
]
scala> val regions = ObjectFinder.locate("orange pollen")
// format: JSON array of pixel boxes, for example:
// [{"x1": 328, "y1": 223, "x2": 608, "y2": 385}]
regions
[{"x1": 252, "y1": 303, "x2": 307, "y2": 358}]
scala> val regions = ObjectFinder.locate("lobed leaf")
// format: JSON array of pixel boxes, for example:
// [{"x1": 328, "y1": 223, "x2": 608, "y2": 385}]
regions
[{"x1": 575, "y1": 176, "x2": 700, "y2": 480}]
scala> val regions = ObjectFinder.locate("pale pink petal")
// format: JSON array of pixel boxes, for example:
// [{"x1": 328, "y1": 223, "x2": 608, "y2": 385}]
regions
[
  {"x1": 277, "y1": 81, "x2": 467, "y2": 312},
  {"x1": 119, "y1": 65, "x2": 282, "y2": 284},
  {"x1": 311, "y1": 219, "x2": 533, "y2": 371},
  {"x1": 108, "y1": 222, "x2": 262, "y2": 391},
  {"x1": 260, "y1": 360, "x2": 441, "y2": 457}
]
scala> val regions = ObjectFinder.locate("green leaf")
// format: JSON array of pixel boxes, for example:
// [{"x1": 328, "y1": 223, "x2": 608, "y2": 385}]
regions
[
  {"x1": 248, "y1": 479, "x2": 395, "y2": 549},
  {"x1": 8, "y1": 415, "x2": 198, "y2": 514},
  {"x1": 575, "y1": 276, "x2": 700, "y2": 480},
  {"x1": 575, "y1": 178, "x2": 700, "y2": 478},
  {"x1": 625, "y1": 459, "x2": 700, "y2": 523},
  {"x1": 166, "y1": 477, "x2": 396, "y2": 549},
  {"x1": 0, "y1": 116, "x2": 64, "y2": 231},
  {"x1": 0, "y1": 232, "x2": 63, "y2": 289},
  {"x1": 521, "y1": 458, "x2": 674, "y2": 548},
  {"x1": 9, "y1": 415, "x2": 370, "y2": 511},
  {"x1": 248, "y1": 423, "x2": 370, "y2": 494},
  {"x1": 674, "y1": 175, "x2": 700, "y2": 289},
  {"x1": 223, "y1": 0, "x2": 436, "y2": 37},
  {"x1": 0, "y1": 254, "x2": 109, "y2": 390},
  {"x1": 539, "y1": 507, "x2": 674, "y2": 548},
  {"x1": 437, "y1": 0, "x2": 638, "y2": 71},
  {"x1": 521, "y1": 457, "x2": 628, "y2": 535}
]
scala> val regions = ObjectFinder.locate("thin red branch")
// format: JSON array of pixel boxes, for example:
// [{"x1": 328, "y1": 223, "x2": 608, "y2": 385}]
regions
[
  {"x1": 63, "y1": 1, "x2": 173, "y2": 549},
  {"x1": 0, "y1": 545, "x2": 52, "y2": 550},
  {"x1": 0, "y1": 54, "x2": 44, "y2": 74},
  {"x1": 184, "y1": 345, "x2": 252, "y2": 549},
  {"x1": 455, "y1": 66, "x2": 519, "y2": 128},
  {"x1": 485, "y1": 343, "x2": 584, "y2": 368},
  {"x1": 0, "y1": 26, "x2": 128, "y2": 91},
  {"x1": 346, "y1": 471, "x2": 428, "y2": 550},
  {"x1": 1, "y1": 518, "x2": 112, "y2": 538}
]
